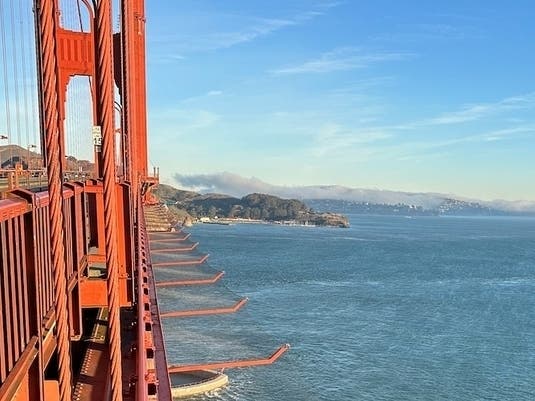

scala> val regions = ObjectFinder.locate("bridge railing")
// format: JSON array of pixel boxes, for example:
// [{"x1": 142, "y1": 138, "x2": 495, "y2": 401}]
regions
[
  {"x1": 0, "y1": 184, "x2": 89, "y2": 393},
  {"x1": 0, "y1": 181, "x2": 138, "y2": 396},
  {"x1": 0, "y1": 196, "x2": 33, "y2": 386},
  {"x1": 135, "y1": 195, "x2": 172, "y2": 401},
  {"x1": 0, "y1": 180, "x2": 170, "y2": 401}
]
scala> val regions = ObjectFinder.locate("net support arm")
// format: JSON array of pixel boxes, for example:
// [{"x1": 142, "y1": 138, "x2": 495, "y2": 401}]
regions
[
  {"x1": 152, "y1": 254, "x2": 209, "y2": 267},
  {"x1": 150, "y1": 233, "x2": 191, "y2": 243},
  {"x1": 155, "y1": 271, "x2": 225, "y2": 287},
  {"x1": 168, "y1": 344, "x2": 290, "y2": 373},
  {"x1": 151, "y1": 242, "x2": 199, "y2": 253},
  {"x1": 160, "y1": 297, "x2": 247, "y2": 318}
]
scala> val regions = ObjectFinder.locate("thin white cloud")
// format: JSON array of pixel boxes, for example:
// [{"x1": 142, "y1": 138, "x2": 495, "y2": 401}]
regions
[
  {"x1": 328, "y1": 76, "x2": 396, "y2": 94},
  {"x1": 424, "y1": 92, "x2": 535, "y2": 126},
  {"x1": 271, "y1": 47, "x2": 415, "y2": 75},
  {"x1": 176, "y1": 109, "x2": 220, "y2": 130},
  {"x1": 181, "y1": 90, "x2": 224, "y2": 104},
  {"x1": 149, "y1": 108, "x2": 220, "y2": 142},
  {"x1": 475, "y1": 125, "x2": 535, "y2": 141},
  {"x1": 427, "y1": 104, "x2": 492, "y2": 125},
  {"x1": 149, "y1": 53, "x2": 187, "y2": 64},
  {"x1": 384, "y1": 125, "x2": 535, "y2": 163},
  {"x1": 372, "y1": 23, "x2": 485, "y2": 42},
  {"x1": 310, "y1": 122, "x2": 390, "y2": 157},
  {"x1": 375, "y1": 92, "x2": 535, "y2": 132},
  {"x1": 206, "y1": 90, "x2": 223, "y2": 97},
  {"x1": 166, "y1": 54, "x2": 186, "y2": 61},
  {"x1": 200, "y1": 18, "x2": 294, "y2": 49},
  {"x1": 426, "y1": 126, "x2": 534, "y2": 149},
  {"x1": 156, "y1": 2, "x2": 341, "y2": 54}
]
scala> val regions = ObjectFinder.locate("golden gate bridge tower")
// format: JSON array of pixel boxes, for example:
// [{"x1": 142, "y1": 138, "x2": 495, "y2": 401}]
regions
[{"x1": 0, "y1": 1, "x2": 288, "y2": 401}]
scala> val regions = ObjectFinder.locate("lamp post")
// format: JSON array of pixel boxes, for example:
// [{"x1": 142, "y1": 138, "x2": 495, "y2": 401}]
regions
[{"x1": 27, "y1": 144, "x2": 37, "y2": 170}]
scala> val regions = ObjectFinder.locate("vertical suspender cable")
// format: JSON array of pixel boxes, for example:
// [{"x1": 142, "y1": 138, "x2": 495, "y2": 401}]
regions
[
  {"x1": 9, "y1": 0, "x2": 22, "y2": 147},
  {"x1": 119, "y1": 0, "x2": 130, "y2": 185},
  {"x1": 0, "y1": 2, "x2": 13, "y2": 164},
  {"x1": 35, "y1": 1, "x2": 73, "y2": 400},
  {"x1": 76, "y1": 0, "x2": 84, "y2": 162},
  {"x1": 117, "y1": 3, "x2": 127, "y2": 181},
  {"x1": 19, "y1": 0, "x2": 31, "y2": 152},
  {"x1": 26, "y1": 1, "x2": 39, "y2": 156},
  {"x1": 94, "y1": 0, "x2": 124, "y2": 399},
  {"x1": 61, "y1": 1, "x2": 71, "y2": 162}
]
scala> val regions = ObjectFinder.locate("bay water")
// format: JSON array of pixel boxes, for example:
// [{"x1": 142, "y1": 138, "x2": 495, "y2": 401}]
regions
[{"x1": 162, "y1": 215, "x2": 535, "y2": 400}]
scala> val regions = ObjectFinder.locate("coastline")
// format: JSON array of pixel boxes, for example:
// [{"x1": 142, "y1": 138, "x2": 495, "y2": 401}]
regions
[{"x1": 196, "y1": 217, "x2": 331, "y2": 228}]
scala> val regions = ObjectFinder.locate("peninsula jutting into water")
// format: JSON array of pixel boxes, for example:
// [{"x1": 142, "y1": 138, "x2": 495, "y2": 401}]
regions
[{"x1": 154, "y1": 183, "x2": 350, "y2": 227}]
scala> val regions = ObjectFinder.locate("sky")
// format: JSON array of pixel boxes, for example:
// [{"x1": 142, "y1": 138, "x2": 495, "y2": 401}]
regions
[{"x1": 144, "y1": 1, "x2": 535, "y2": 201}]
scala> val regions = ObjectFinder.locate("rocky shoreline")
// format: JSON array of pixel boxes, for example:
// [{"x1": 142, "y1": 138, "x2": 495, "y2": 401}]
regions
[
  {"x1": 194, "y1": 213, "x2": 349, "y2": 228},
  {"x1": 155, "y1": 184, "x2": 350, "y2": 228}
]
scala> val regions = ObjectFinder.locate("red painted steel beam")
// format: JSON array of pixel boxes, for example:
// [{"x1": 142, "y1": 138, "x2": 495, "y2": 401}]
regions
[
  {"x1": 79, "y1": 278, "x2": 131, "y2": 308},
  {"x1": 120, "y1": 0, "x2": 148, "y2": 195},
  {"x1": 167, "y1": 344, "x2": 290, "y2": 373},
  {"x1": 0, "y1": 198, "x2": 30, "y2": 222},
  {"x1": 152, "y1": 254, "x2": 209, "y2": 268},
  {"x1": 132, "y1": 0, "x2": 148, "y2": 181},
  {"x1": 0, "y1": 337, "x2": 39, "y2": 401},
  {"x1": 160, "y1": 297, "x2": 248, "y2": 318},
  {"x1": 155, "y1": 271, "x2": 225, "y2": 287},
  {"x1": 150, "y1": 242, "x2": 199, "y2": 253}
]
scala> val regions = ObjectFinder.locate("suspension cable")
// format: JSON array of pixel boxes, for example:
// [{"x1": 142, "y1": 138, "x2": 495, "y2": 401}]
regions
[
  {"x1": 36, "y1": 1, "x2": 73, "y2": 399},
  {"x1": 95, "y1": 0, "x2": 124, "y2": 399}
]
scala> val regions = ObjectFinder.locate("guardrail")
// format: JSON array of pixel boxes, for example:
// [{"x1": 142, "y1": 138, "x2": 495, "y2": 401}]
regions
[
  {"x1": 136, "y1": 197, "x2": 172, "y2": 401},
  {"x1": 0, "y1": 181, "x2": 170, "y2": 401},
  {"x1": 0, "y1": 184, "x2": 86, "y2": 397}
]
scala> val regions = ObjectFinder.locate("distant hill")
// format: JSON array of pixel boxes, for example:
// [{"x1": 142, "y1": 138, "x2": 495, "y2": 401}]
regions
[
  {"x1": 0, "y1": 144, "x2": 93, "y2": 171},
  {"x1": 154, "y1": 184, "x2": 350, "y2": 227},
  {"x1": 172, "y1": 172, "x2": 535, "y2": 216},
  {"x1": 0, "y1": 144, "x2": 42, "y2": 169},
  {"x1": 306, "y1": 198, "x2": 533, "y2": 217}
]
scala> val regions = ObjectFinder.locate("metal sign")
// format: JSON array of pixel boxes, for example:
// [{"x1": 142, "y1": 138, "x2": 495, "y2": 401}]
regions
[{"x1": 92, "y1": 126, "x2": 102, "y2": 146}]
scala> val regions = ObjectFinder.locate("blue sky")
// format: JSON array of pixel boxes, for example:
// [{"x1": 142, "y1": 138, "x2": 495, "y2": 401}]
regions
[{"x1": 145, "y1": 1, "x2": 535, "y2": 201}]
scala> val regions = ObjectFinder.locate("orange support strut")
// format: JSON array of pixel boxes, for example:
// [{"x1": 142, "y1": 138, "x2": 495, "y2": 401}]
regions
[
  {"x1": 152, "y1": 254, "x2": 209, "y2": 267},
  {"x1": 167, "y1": 344, "x2": 290, "y2": 373},
  {"x1": 155, "y1": 271, "x2": 225, "y2": 287},
  {"x1": 160, "y1": 297, "x2": 248, "y2": 318},
  {"x1": 150, "y1": 233, "x2": 191, "y2": 243},
  {"x1": 150, "y1": 242, "x2": 199, "y2": 253}
]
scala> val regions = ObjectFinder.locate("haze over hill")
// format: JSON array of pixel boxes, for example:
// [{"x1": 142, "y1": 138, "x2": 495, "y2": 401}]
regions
[{"x1": 172, "y1": 172, "x2": 535, "y2": 214}]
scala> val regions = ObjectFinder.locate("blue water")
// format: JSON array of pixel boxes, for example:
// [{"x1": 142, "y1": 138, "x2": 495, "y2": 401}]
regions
[{"x1": 162, "y1": 215, "x2": 535, "y2": 400}]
